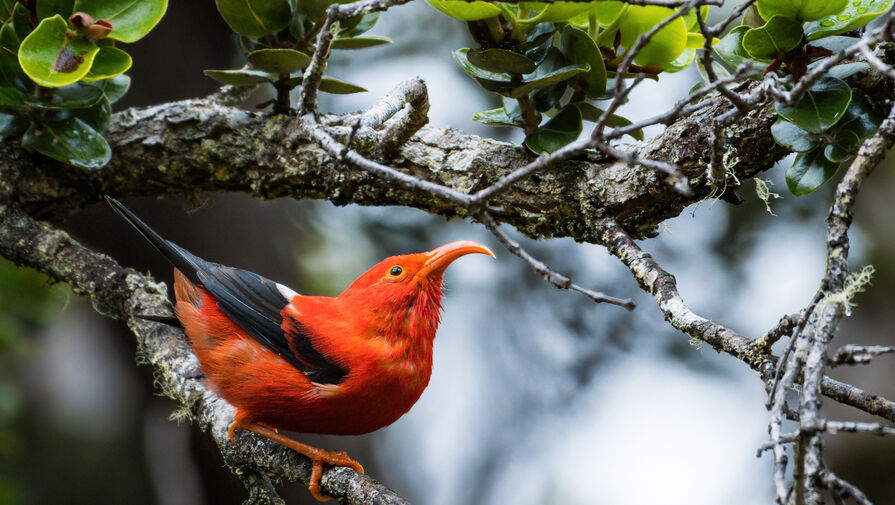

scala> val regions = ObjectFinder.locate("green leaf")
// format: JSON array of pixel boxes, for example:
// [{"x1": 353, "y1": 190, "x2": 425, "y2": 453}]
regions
[
  {"x1": 742, "y1": 15, "x2": 803, "y2": 61},
  {"x1": 809, "y1": 36, "x2": 858, "y2": 53},
  {"x1": 593, "y1": 1, "x2": 625, "y2": 25},
  {"x1": 524, "y1": 104, "x2": 582, "y2": 154},
  {"x1": 682, "y1": 5, "x2": 709, "y2": 31},
  {"x1": 331, "y1": 36, "x2": 391, "y2": 49},
  {"x1": 0, "y1": 112, "x2": 27, "y2": 136},
  {"x1": 757, "y1": 0, "x2": 847, "y2": 22},
  {"x1": 0, "y1": 86, "x2": 28, "y2": 109},
  {"x1": 473, "y1": 108, "x2": 518, "y2": 127},
  {"x1": 37, "y1": 0, "x2": 75, "y2": 20},
  {"x1": 824, "y1": 128, "x2": 861, "y2": 162},
  {"x1": 340, "y1": 12, "x2": 379, "y2": 38},
  {"x1": 94, "y1": 73, "x2": 130, "y2": 103},
  {"x1": 617, "y1": 6, "x2": 688, "y2": 68},
  {"x1": 508, "y1": 63, "x2": 588, "y2": 98},
  {"x1": 0, "y1": 22, "x2": 20, "y2": 52},
  {"x1": 561, "y1": 25, "x2": 606, "y2": 97},
  {"x1": 0, "y1": 32, "x2": 31, "y2": 91},
  {"x1": 0, "y1": 0, "x2": 14, "y2": 20},
  {"x1": 805, "y1": 0, "x2": 894, "y2": 40},
  {"x1": 9, "y1": 3, "x2": 31, "y2": 42},
  {"x1": 204, "y1": 68, "x2": 275, "y2": 86},
  {"x1": 664, "y1": 47, "x2": 696, "y2": 73},
  {"x1": 73, "y1": 0, "x2": 168, "y2": 43},
  {"x1": 453, "y1": 48, "x2": 513, "y2": 83},
  {"x1": 248, "y1": 49, "x2": 310, "y2": 74},
  {"x1": 467, "y1": 48, "x2": 537, "y2": 75},
  {"x1": 214, "y1": 0, "x2": 290, "y2": 38},
  {"x1": 835, "y1": 90, "x2": 882, "y2": 139},
  {"x1": 23, "y1": 117, "x2": 111, "y2": 169},
  {"x1": 715, "y1": 26, "x2": 767, "y2": 71},
  {"x1": 297, "y1": 0, "x2": 344, "y2": 21},
  {"x1": 319, "y1": 76, "x2": 366, "y2": 94},
  {"x1": 82, "y1": 46, "x2": 131, "y2": 82},
  {"x1": 425, "y1": 0, "x2": 500, "y2": 21},
  {"x1": 531, "y1": 81, "x2": 566, "y2": 112},
  {"x1": 18, "y1": 15, "x2": 100, "y2": 87},
  {"x1": 45, "y1": 95, "x2": 111, "y2": 132},
  {"x1": 473, "y1": 100, "x2": 534, "y2": 128},
  {"x1": 454, "y1": 47, "x2": 588, "y2": 97},
  {"x1": 572, "y1": 101, "x2": 643, "y2": 140},
  {"x1": 823, "y1": 62, "x2": 869, "y2": 81},
  {"x1": 786, "y1": 147, "x2": 841, "y2": 195},
  {"x1": 25, "y1": 81, "x2": 103, "y2": 109},
  {"x1": 771, "y1": 118, "x2": 817, "y2": 152},
  {"x1": 530, "y1": 47, "x2": 568, "y2": 112},
  {"x1": 775, "y1": 76, "x2": 851, "y2": 133},
  {"x1": 517, "y1": 2, "x2": 595, "y2": 24}
]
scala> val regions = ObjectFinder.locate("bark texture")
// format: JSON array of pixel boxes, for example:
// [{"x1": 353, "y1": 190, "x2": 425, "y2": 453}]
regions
[{"x1": 0, "y1": 93, "x2": 784, "y2": 241}]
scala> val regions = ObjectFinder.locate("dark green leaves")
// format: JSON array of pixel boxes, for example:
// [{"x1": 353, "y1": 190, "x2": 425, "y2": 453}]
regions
[
  {"x1": 473, "y1": 97, "x2": 537, "y2": 128},
  {"x1": 247, "y1": 49, "x2": 310, "y2": 75},
  {"x1": 22, "y1": 118, "x2": 110, "y2": 169},
  {"x1": 319, "y1": 77, "x2": 366, "y2": 94},
  {"x1": 742, "y1": 15, "x2": 803, "y2": 61},
  {"x1": 467, "y1": 48, "x2": 537, "y2": 75},
  {"x1": 561, "y1": 25, "x2": 606, "y2": 98},
  {"x1": 453, "y1": 48, "x2": 588, "y2": 98},
  {"x1": 331, "y1": 36, "x2": 391, "y2": 49},
  {"x1": 214, "y1": 0, "x2": 291, "y2": 38},
  {"x1": 776, "y1": 77, "x2": 851, "y2": 133},
  {"x1": 715, "y1": 26, "x2": 755, "y2": 69},
  {"x1": 786, "y1": 148, "x2": 840, "y2": 196},
  {"x1": 37, "y1": 0, "x2": 76, "y2": 20},
  {"x1": 777, "y1": 90, "x2": 881, "y2": 196},
  {"x1": 771, "y1": 119, "x2": 817, "y2": 152},
  {"x1": 204, "y1": 68, "x2": 275, "y2": 86},
  {"x1": 524, "y1": 105, "x2": 582, "y2": 154}
]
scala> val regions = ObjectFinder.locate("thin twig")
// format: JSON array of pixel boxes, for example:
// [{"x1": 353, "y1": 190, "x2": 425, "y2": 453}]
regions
[{"x1": 479, "y1": 212, "x2": 636, "y2": 310}]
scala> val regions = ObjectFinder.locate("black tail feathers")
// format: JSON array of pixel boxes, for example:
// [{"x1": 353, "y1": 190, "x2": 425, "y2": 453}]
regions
[{"x1": 105, "y1": 196, "x2": 204, "y2": 284}]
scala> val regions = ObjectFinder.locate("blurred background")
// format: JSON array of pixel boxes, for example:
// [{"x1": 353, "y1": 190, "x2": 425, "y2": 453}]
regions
[{"x1": 0, "y1": 2, "x2": 893, "y2": 504}]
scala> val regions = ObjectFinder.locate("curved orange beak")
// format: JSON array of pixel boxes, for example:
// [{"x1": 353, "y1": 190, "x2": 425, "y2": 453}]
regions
[{"x1": 419, "y1": 240, "x2": 495, "y2": 277}]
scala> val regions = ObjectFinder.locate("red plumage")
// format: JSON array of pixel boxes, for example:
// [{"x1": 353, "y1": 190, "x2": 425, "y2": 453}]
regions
[{"x1": 108, "y1": 197, "x2": 494, "y2": 500}]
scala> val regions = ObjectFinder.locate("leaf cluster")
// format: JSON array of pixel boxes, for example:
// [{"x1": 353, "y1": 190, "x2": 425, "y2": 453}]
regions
[
  {"x1": 207, "y1": 0, "x2": 388, "y2": 112},
  {"x1": 0, "y1": 0, "x2": 166, "y2": 169},
  {"x1": 709, "y1": 0, "x2": 892, "y2": 195},
  {"x1": 430, "y1": 1, "x2": 714, "y2": 153}
]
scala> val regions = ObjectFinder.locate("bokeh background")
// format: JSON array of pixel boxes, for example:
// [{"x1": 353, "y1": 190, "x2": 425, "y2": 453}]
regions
[{"x1": 0, "y1": 2, "x2": 893, "y2": 504}]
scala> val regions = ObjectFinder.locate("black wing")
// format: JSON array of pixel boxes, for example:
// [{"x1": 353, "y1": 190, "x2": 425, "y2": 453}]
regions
[
  {"x1": 198, "y1": 265, "x2": 348, "y2": 385},
  {"x1": 106, "y1": 197, "x2": 347, "y2": 385}
]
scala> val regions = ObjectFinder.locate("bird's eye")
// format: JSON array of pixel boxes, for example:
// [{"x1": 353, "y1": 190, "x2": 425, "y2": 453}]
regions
[{"x1": 388, "y1": 266, "x2": 403, "y2": 277}]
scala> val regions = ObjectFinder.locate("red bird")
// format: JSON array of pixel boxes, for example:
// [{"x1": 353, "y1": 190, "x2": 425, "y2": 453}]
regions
[{"x1": 107, "y1": 197, "x2": 494, "y2": 500}]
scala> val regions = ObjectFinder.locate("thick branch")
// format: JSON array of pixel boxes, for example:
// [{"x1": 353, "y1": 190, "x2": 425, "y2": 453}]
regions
[{"x1": 0, "y1": 85, "x2": 788, "y2": 241}]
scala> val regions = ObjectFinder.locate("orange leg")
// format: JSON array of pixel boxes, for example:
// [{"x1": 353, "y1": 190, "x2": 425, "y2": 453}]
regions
[{"x1": 228, "y1": 418, "x2": 364, "y2": 501}]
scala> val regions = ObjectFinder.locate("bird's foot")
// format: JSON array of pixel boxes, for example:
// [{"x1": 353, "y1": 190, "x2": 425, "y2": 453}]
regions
[{"x1": 227, "y1": 418, "x2": 364, "y2": 501}]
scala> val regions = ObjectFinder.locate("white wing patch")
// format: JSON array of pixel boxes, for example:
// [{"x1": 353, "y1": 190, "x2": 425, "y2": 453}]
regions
[{"x1": 276, "y1": 282, "x2": 299, "y2": 301}]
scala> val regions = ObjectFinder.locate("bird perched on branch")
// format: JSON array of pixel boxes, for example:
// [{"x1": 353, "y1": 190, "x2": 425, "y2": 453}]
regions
[{"x1": 106, "y1": 197, "x2": 494, "y2": 500}]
